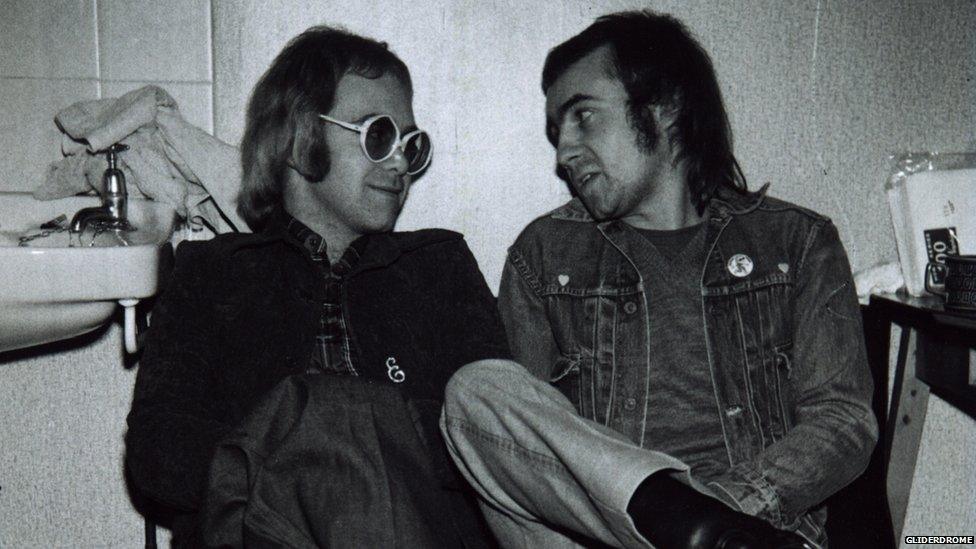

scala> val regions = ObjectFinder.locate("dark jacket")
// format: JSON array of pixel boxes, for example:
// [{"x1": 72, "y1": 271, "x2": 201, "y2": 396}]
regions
[
  {"x1": 498, "y1": 187, "x2": 878, "y2": 547},
  {"x1": 126, "y1": 222, "x2": 510, "y2": 546},
  {"x1": 203, "y1": 375, "x2": 489, "y2": 548}
]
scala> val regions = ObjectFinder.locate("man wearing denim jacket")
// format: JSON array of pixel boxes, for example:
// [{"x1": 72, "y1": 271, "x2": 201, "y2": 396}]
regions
[{"x1": 441, "y1": 10, "x2": 877, "y2": 549}]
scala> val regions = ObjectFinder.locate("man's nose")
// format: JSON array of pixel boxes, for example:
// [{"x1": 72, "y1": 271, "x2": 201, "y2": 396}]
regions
[
  {"x1": 384, "y1": 145, "x2": 409, "y2": 175},
  {"x1": 555, "y1": 130, "x2": 583, "y2": 174}
]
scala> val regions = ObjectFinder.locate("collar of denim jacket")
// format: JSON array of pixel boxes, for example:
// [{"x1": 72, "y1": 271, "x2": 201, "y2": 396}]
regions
[
  {"x1": 546, "y1": 197, "x2": 593, "y2": 222},
  {"x1": 708, "y1": 182, "x2": 770, "y2": 219},
  {"x1": 547, "y1": 182, "x2": 771, "y2": 224}
]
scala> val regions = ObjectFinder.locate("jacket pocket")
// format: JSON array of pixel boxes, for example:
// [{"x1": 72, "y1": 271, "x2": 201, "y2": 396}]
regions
[
  {"x1": 709, "y1": 272, "x2": 795, "y2": 449},
  {"x1": 542, "y1": 285, "x2": 635, "y2": 421}
]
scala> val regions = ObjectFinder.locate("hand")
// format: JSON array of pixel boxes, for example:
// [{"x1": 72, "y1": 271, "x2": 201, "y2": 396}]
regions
[{"x1": 627, "y1": 473, "x2": 811, "y2": 549}]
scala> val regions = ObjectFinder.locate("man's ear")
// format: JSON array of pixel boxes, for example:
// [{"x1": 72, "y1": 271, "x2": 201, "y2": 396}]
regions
[
  {"x1": 650, "y1": 103, "x2": 679, "y2": 134},
  {"x1": 648, "y1": 101, "x2": 683, "y2": 159},
  {"x1": 290, "y1": 115, "x2": 329, "y2": 183}
]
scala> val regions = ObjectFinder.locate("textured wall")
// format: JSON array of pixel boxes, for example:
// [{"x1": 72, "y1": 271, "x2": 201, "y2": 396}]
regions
[
  {"x1": 0, "y1": 326, "x2": 143, "y2": 546},
  {"x1": 0, "y1": 0, "x2": 973, "y2": 546}
]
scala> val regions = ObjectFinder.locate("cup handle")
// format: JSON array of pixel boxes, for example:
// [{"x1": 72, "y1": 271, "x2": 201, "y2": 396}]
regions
[{"x1": 925, "y1": 262, "x2": 947, "y2": 296}]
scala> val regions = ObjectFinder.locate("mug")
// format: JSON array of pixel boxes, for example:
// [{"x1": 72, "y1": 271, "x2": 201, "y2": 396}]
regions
[{"x1": 926, "y1": 254, "x2": 976, "y2": 312}]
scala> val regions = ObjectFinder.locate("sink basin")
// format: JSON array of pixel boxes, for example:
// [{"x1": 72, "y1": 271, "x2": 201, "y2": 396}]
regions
[{"x1": 0, "y1": 192, "x2": 176, "y2": 353}]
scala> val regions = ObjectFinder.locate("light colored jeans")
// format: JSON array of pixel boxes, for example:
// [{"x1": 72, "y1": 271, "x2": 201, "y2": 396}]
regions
[{"x1": 440, "y1": 359, "x2": 710, "y2": 548}]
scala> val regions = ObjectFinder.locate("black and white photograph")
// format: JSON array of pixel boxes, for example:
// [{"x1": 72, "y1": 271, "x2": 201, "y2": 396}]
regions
[{"x1": 0, "y1": 1, "x2": 974, "y2": 547}]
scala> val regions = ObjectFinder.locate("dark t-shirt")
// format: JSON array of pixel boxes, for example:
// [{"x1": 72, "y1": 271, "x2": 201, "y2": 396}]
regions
[
  {"x1": 634, "y1": 223, "x2": 730, "y2": 481},
  {"x1": 635, "y1": 223, "x2": 701, "y2": 262}
]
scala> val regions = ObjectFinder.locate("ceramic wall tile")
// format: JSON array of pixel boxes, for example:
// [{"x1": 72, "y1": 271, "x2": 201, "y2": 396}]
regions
[
  {"x1": 97, "y1": 0, "x2": 212, "y2": 82},
  {"x1": 0, "y1": 77, "x2": 99, "y2": 192},
  {"x1": 0, "y1": 0, "x2": 98, "y2": 79}
]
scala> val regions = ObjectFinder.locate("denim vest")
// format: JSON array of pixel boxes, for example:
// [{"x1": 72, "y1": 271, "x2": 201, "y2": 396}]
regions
[{"x1": 497, "y1": 187, "x2": 878, "y2": 547}]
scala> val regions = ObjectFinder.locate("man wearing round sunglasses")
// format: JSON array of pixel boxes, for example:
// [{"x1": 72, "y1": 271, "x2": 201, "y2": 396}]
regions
[{"x1": 126, "y1": 26, "x2": 508, "y2": 547}]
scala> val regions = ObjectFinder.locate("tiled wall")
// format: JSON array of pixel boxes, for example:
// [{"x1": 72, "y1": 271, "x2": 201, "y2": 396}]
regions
[{"x1": 0, "y1": 0, "x2": 213, "y2": 194}]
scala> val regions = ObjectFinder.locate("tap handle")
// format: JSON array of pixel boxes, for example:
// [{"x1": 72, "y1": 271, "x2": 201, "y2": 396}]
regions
[
  {"x1": 102, "y1": 143, "x2": 129, "y2": 199},
  {"x1": 105, "y1": 143, "x2": 129, "y2": 170}
]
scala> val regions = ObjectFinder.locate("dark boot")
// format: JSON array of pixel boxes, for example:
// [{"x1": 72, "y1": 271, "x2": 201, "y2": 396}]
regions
[{"x1": 627, "y1": 473, "x2": 811, "y2": 549}]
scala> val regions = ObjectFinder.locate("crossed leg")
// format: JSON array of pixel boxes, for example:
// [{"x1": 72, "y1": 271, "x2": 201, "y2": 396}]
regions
[{"x1": 440, "y1": 359, "x2": 703, "y2": 548}]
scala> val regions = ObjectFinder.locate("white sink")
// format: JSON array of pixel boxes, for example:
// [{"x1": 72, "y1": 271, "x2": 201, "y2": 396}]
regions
[{"x1": 0, "y1": 192, "x2": 176, "y2": 354}]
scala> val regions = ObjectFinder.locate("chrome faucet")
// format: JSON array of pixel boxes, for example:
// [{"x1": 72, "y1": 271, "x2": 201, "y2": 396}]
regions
[{"x1": 70, "y1": 143, "x2": 130, "y2": 233}]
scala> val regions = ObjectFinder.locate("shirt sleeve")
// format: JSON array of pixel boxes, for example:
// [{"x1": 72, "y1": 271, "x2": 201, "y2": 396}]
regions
[
  {"x1": 125, "y1": 242, "x2": 234, "y2": 512},
  {"x1": 497, "y1": 246, "x2": 563, "y2": 382},
  {"x1": 439, "y1": 238, "x2": 513, "y2": 367},
  {"x1": 706, "y1": 220, "x2": 879, "y2": 527}
]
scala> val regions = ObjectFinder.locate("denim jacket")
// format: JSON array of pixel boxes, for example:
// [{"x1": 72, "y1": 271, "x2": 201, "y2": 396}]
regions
[{"x1": 497, "y1": 187, "x2": 878, "y2": 546}]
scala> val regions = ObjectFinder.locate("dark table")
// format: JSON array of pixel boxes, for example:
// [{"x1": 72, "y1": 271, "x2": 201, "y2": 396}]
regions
[{"x1": 860, "y1": 292, "x2": 976, "y2": 545}]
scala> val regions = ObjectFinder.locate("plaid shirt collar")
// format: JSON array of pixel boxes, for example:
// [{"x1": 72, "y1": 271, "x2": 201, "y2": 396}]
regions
[
  {"x1": 283, "y1": 212, "x2": 330, "y2": 260},
  {"x1": 281, "y1": 212, "x2": 362, "y2": 273}
]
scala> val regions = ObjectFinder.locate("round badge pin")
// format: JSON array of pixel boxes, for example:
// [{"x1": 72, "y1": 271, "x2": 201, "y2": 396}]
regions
[{"x1": 727, "y1": 254, "x2": 754, "y2": 278}]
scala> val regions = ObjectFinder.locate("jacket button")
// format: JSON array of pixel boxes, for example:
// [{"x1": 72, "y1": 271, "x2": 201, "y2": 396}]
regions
[
  {"x1": 623, "y1": 301, "x2": 638, "y2": 314},
  {"x1": 623, "y1": 397, "x2": 637, "y2": 411}
]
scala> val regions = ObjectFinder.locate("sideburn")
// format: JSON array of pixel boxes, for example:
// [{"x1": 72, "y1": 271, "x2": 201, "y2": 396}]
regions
[{"x1": 627, "y1": 102, "x2": 660, "y2": 152}]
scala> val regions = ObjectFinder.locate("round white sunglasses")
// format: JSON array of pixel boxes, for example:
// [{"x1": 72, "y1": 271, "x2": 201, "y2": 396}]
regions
[{"x1": 318, "y1": 114, "x2": 432, "y2": 175}]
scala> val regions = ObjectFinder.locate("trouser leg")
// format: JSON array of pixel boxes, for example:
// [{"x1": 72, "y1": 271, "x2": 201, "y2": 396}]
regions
[{"x1": 440, "y1": 359, "x2": 698, "y2": 549}]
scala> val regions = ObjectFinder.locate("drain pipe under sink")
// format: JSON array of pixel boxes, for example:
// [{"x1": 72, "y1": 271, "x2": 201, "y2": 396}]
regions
[{"x1": 119, "y1": 298, "x2": 140, "y2": 354}]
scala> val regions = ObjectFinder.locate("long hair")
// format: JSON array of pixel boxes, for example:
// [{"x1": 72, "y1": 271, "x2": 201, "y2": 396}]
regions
[
  {"x1": 542, "y1": 11, "x2": 747, "y2": 213},
  {"x1": 237, "y1": 26, "x2": 411, "y2": 231}
]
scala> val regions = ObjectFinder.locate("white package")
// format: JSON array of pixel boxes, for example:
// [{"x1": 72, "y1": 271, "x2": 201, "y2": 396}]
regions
[{"x1": 886, "y1": 160, "x2": 976, "y2": 296}]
